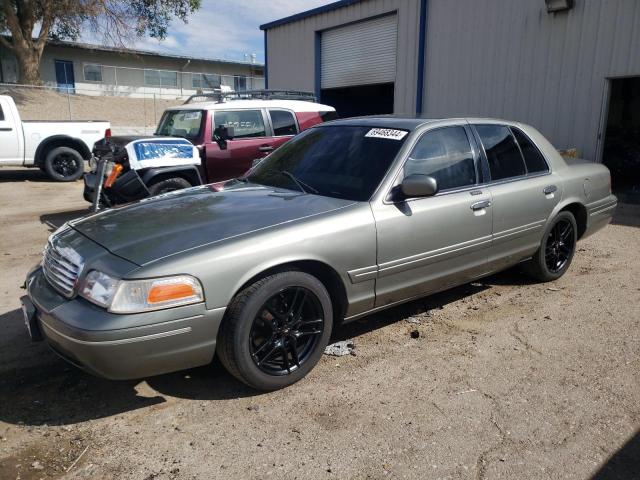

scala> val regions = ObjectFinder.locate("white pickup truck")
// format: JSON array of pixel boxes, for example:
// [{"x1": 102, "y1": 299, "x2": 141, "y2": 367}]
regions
[{"x1": 0, "y1": 95, "x2": 110, "y2": 181}]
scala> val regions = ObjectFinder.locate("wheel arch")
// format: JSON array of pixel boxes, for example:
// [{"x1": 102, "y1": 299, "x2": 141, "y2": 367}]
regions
[
  {"x1": 230, "y1": 258, "x2": 349, "y2": 325},
  {"x1": 35, "y1": 135, "x2": 91, "y2": 166},
  {"x1": 559, "y1": 202, "x2": 587, "y2": 239},
  {"x1": 140, "y1": 166, "x2": 203, "y2": 187}
]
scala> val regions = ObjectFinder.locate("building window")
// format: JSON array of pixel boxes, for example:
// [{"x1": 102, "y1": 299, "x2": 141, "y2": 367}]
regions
[
  {"x1": 192, "y1": 73, "x2": 221, "y2": 89},
  {"x1": 234, "y1": 75, "x2": 247, "y2": 92},
  {"x1": 83, "y1": 64, "x2": 103, "y2": 82},
  {"x1": 144, "y1": 69, "x2": 178, "y2": 87}
]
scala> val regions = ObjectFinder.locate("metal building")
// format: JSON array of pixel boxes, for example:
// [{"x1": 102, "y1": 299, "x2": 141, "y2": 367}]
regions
[{"x1": 261, "y1": 0, "x2": 640, "y2": 188}]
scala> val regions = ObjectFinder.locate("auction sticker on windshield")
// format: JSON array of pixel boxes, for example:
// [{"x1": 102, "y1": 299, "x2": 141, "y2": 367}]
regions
[{"x1": 365, "y1": 128, "x2": 409, "y2": 140}]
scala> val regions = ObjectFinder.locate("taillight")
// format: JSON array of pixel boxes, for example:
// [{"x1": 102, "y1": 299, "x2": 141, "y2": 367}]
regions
[
  {"x1": 104, "y1": 164, "x2": 123, "y2": 188},
  {"x1": 105, "y1": 128, "x2": 112, "y2": 138}
]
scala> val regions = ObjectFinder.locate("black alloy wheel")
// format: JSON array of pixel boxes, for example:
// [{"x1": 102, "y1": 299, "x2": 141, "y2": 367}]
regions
[
  {"x1": 544, "y1": 218, "x2": 575, "y2": 273},
  {"x1": 51, "y1": 153, "x2": 80, "y2": 177},
  {"x1": 43, "y1": 146, "x2": 85, "y2": 181},
  {"x1": 523, "y1": 211, "x2": 578, "y2": 282},
  {"x1": 249, "y1": 287, "x2": 324, "y2": 375},
  {"x1": 216, "y1": 270, "x2": 333, "y2": 391}
]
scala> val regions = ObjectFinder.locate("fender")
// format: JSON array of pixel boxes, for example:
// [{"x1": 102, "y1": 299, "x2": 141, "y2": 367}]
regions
[
  {"x1": 34, "y1": 135, "x2": 91, "y2": 165},
  {"x1": 140, "y1": 165, "x2": 203, "y2": 187}
]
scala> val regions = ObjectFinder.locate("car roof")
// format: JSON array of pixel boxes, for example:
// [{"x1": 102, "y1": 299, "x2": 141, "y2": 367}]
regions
[
  {"x1": 317, "y1": 116, "x2": 524, "y2": 131},
  {"x1": 167, "y1": 99, "x2": 335, "y2": 113}
]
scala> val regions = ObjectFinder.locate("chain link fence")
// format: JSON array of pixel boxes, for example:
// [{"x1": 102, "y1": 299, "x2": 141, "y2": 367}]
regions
[{"x1": 0, "y1": 74, "x2": 265, "y2": 135}]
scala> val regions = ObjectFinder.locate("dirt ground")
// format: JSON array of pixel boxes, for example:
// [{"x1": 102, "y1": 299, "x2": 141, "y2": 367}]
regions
[{"x1": 0, "y1": 166, "x2": 638, "y2": 480}]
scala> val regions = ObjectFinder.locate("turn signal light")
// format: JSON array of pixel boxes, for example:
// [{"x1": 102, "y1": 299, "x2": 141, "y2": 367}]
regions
[
  {"x1": 104, "y1": 163, "x2": 123, "y2": 188},
  {"x1": 147, "y1": 282, "x2": 197, "y2": 304}
]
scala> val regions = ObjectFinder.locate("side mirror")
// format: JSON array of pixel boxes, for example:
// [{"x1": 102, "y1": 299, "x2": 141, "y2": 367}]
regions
[
  {"x1": 213, "y1": 125, "x2": 235, "y2": 150},
  {"x1": 401, "y1": 174, "x2": 438, "y2": 198}
]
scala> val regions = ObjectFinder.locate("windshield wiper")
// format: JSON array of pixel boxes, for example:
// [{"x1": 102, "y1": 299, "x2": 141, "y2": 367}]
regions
[{"x1": 279, "y1": 170, "x2": 318, "y2": 194}]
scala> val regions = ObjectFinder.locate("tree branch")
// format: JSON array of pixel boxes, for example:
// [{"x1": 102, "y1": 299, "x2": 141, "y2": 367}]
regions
[{"x1": 2, "y1": 0, "x2": 25, "y2": 44}]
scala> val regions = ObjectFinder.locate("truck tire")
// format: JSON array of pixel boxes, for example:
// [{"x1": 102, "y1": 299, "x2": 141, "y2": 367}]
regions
[
  {"x1": 43, "y1": 147, "x2": 85, "y2": 182},
  {"x1": 147, "y1": 177, "x2": 192, "y2": 196}
]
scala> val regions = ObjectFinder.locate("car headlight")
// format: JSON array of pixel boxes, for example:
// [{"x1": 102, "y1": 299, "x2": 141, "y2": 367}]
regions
[{"x1": 81, "y1": 271, "x2": 204, "y2": 313}]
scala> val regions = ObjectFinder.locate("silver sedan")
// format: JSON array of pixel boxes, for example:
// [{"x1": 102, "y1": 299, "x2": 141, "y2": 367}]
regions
[{"x1": 22, "y1": 117, "x2": 617, "y2": 390}]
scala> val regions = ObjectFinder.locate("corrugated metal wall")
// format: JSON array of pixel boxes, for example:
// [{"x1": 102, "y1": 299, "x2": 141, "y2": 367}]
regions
[
  {"x1": 265, "y1": 0, "x2": 422, "y2": 114},
  {"x1": 423, "y1": 0, "x2": 640, "y2": 162}
]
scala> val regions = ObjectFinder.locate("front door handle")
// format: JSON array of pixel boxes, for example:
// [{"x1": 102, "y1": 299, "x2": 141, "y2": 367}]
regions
[
  {"x1": 470, "y1": 200, "x2": 491, "y2": 211},
  {"x1": 258, "y1": 145, "x2": 274, "y2": 153},
  {"x1": 0, "y1": 127, "x2": 12, "y2": 132},
  {"x1": 543, "y1": 185, "x2": 557, "y2": 195}
]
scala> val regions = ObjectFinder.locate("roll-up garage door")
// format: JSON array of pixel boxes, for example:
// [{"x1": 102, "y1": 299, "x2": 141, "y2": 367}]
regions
[{"x1": 320, "y1": 14, "x2": 397, "y2": 89}]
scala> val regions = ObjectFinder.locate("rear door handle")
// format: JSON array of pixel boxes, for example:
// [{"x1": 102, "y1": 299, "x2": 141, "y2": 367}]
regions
[
  {"x1": 543, "y1": 185, "x2": 557, "y2": 195},
  {"x1": 258, "y1": 145, "x2": 274, "y2": 153},
  {"x1": 470, "y1": 200, "x2": 491, "y2": 211},
  {"x1": 0, "y1": 127, "x2": 12, "y2": 132}
]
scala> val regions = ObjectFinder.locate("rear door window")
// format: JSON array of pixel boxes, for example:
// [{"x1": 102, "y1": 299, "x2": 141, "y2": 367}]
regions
[
  {"x1": 475, "y1": 125, "x2": 526, "y2": 181},
  {"x1": 0, "y1": 104, "x2": 4, "y2": 121},
  {"x1": 511, "y1": 128, "x2": 549, "y2": 174},
  {"x1": 214, "y1": 110, "x2": 266, "y2": 139},
  {"x1": 268, "y1": 110, "x2": 298, "y2": 136},
  {"x1": 404, "y1": 126, "x2": 477, "y2": 191}
]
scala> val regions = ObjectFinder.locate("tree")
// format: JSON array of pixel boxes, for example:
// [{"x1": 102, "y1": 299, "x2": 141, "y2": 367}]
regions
[{"x1": 0, "y1": 0, "x2": 201, "y2": 84}]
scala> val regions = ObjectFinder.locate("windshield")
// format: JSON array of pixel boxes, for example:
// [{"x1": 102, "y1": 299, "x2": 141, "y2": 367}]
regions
[
  {"x1": 247, "y1": 126, "x2": 409, "y2": 201},
  {"x1": 156, "y1": 110, "x2": 204, "y2": 139}
]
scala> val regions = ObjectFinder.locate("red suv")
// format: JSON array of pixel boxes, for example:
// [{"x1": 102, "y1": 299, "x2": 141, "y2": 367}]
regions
[{"x1": 84, "y1": 91, "x2": 337, "y2": 206}]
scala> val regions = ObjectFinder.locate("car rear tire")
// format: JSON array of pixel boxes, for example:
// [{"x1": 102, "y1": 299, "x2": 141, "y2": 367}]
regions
[
  {"x1": 217, "y1": 271, "x2": 333, "y2": 391},
  {"x1": 523, "y1": 211, "x2": 578, "y2": 282},
  {"x1": 147, "y1": 177, "x2": 192, "y2": 196},
  {"x1": 43, "y1": 147, "x2": 85, "y2": 182}
]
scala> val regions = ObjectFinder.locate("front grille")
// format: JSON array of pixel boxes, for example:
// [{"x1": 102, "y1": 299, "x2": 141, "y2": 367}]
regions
[{"x1": 42, "y1": 243, "x2": 82, "y2": 297}]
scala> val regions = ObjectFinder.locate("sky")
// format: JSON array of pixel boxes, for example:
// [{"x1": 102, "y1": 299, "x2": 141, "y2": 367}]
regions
[{"x1": 110, "y1": 0, "x2": 337, "y2": 64}]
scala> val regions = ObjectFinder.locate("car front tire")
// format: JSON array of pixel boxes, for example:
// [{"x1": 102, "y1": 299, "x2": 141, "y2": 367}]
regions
[
  {"x1": 523, "y1": 211, "x2": 578, "y2": 282},
  {"x1": 217, "y1": 271, "x2": 333, "y2": 391}
]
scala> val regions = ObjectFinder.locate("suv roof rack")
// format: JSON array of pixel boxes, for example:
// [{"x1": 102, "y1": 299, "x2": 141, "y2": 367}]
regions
[{"x1": 183, "y1": 89, "x2": 317, "y2": 104}]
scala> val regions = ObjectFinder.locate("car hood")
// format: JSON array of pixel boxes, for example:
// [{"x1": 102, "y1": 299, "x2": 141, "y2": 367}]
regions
[{"x1": 70, "y1": 184, "x2": 356, "y2": 266}]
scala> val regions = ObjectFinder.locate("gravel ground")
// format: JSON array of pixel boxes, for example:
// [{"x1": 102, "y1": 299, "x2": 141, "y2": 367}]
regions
[{"x1": 0, "y1": 167, "x2": 638, "y2": 480}]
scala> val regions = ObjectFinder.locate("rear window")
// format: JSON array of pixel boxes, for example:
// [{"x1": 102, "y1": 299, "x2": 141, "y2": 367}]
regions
[
  {"x1": 0, "y1": 104, "x2": 4, "y2": 121},
  {"x1": 269, "y1": 110, "x2": 298, "y2": 136},
  {"x1": 512, "y1": 128, "x2": 549, "y2": 174},
  {"x1": 476, "y1": 125, "x2": 526, "y2": 181}
]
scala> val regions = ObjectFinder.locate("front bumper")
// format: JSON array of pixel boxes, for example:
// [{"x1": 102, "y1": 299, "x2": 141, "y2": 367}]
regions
[{"x1": 24, "y1": 267, "x2": 225, "y2": 380}]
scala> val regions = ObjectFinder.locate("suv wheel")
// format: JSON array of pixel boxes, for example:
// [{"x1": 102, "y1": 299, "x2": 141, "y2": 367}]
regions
[
  {"x1": 147, "y1": 177, "x2": 192, "y2": 196},
  {"x1": 43, "y1": 147, "x2": 85, "y2": 182},
  {"x1": 217, "y1": 271, "x2": 333, "y2": 390},
  {"x1": 523, "y1": 211, "x2": 577, "y2": 282}
]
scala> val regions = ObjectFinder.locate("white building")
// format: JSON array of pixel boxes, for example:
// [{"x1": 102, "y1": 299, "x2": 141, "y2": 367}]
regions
[{"x1": 0, "y1": 38, "x2": 265, "y2": 98}]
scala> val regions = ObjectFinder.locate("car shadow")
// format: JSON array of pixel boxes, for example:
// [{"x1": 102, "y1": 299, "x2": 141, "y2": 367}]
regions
[
  {"x1": 0, "y1": 267, "x2": 527, "y2": 427},
  {"x1": 40, "y1": 209, "x2": 92, "y2": 232},
  {"x1": 611, "y1": 202, "x2": 640, "y2": 228},
  {"x1": 591, "y1": 429, "x2": 640, "y2": 480},
  {"x1": 0, "y1": 168, "x2": 52, "y2": 183}
]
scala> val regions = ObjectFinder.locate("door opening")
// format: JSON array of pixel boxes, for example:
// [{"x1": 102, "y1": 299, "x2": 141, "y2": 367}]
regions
[
  {"x1": 602, "y1": 76, "x2": 640, "y2": 198},
  {"x1": 321, "y1": 82, "x2": 394, "y2": 118}
]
